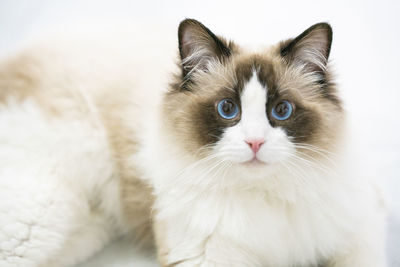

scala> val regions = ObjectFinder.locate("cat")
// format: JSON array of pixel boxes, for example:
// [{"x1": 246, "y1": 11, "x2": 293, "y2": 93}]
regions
[{"x1": 0, "y1": 19, "x2": 386, "y2": 267}]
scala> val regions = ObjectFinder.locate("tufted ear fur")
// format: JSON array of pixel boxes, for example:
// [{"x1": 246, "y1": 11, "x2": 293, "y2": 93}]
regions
[
  {"x1": 281, "y1": 23, "x2": 332, "y2": 76},
  {"x1": 178, "y1": 19, "x2": 231, "y2": 78}
]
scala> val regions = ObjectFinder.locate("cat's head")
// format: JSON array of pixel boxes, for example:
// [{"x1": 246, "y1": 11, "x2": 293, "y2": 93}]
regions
[{"x1": 163, "y1": 19, "x2": 343, "y2": 181}]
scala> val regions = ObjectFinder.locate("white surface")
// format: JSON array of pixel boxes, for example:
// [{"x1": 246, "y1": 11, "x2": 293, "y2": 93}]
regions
[{"x1": 0, "y1": 0, "x2": 399, "y2": 266}]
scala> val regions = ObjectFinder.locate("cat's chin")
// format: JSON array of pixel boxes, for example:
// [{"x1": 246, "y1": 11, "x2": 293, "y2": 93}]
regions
[
  {"x1": 237, "y1": 157, "x2": 277, "y2": 173},
  {"x1": 230, "y1": 158, "x2": 281, "y2": 181},
  {"x1": 242, "y1": 157, "x2": 267, "y2": 167}
]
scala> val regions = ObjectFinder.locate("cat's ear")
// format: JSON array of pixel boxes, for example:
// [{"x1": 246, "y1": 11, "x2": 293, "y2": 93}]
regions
[
  {"x1": 178, "y1": 19, "x2": 231, "y2": 78},
  {"x1": 281, "y1": 23, "x2": 332, "y2": 75}
]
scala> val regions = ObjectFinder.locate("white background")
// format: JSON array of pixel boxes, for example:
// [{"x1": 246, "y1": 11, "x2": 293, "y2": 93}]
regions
[{"x1": 0, "y1": 0, "x2": 399, "y2": 266}]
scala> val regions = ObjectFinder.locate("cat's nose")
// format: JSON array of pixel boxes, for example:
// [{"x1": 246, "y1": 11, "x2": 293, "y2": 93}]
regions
[{"x1": 245, "y1": 139, "x2": 265, "y2": 154}]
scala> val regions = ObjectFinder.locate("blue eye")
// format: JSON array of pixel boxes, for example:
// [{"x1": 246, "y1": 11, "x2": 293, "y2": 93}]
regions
[
  {"x1": 217, "y1": 99, "x2": 239, "y2": 120},
  {"x1": 271, "y1": 100, "x2": 293, "y2": 121}
]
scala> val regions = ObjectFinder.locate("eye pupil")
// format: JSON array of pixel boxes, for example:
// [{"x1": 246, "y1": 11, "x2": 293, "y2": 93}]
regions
[
  {"x1": 217, "y1": 99, "x2": 239, "y2": 120},
  {"x1": 271, "y1": 100, "x2": 293, "y2": 121},
  {"x1": 222, "y1": 101, "x2": 233, "y2": 114},
  {"x1": 276, "y1": 102, "x2": 288, "y2": 115}
]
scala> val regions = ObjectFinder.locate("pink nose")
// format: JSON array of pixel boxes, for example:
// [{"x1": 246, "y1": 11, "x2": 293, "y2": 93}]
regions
[{"x1": 245, "y1": 139, "x2": 265, "y2": 154}]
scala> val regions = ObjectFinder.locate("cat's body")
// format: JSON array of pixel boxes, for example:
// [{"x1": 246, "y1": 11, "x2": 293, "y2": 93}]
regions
[
  {"x1": 0, "y1": 20, "x2": 386, "y2": 267},
  {"x1": 0, "y1": 28, "x2": 170, "y2": 266}
]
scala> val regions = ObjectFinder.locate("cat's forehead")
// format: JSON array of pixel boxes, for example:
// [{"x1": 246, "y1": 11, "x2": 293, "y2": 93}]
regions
[
  {"x1": 228, "y1": 53, "x2": 294, "y2": 103},
  {"x1": 233, "y1": 54, "x2": 278, "y2": 94},
  {"x1": 211, "y1": 52, "x2": 318, "y2": 103},
  {"x1": 193, "y1": 53, "x2": 282, "y2": 98}
]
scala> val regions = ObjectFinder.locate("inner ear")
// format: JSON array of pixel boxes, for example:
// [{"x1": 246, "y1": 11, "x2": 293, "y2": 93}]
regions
[
  {"x1": 178, "y1": 19, "x2": 231, "y2": 78},
  {"x1": 281, "y1": 23, "x2": 333, "y2": 74}
]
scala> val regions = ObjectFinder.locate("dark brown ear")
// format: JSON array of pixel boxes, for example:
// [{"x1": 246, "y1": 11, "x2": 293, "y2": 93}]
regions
[
  {"x1": 178, "y1": 19, "x2": 231, "y2": 78},
  {"x1": 281, "y1": 23, "x2": 332, "y2": 75}
]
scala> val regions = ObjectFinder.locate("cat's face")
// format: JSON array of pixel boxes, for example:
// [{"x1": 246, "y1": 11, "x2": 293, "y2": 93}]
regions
[{"x1": 163, "y1": 19, "x2": 343, "y2": 175}]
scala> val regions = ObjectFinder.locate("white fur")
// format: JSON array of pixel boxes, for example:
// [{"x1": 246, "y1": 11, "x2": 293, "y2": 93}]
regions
[{"x1": 0, "y1": 100, "x2": 125, "y2": 266}]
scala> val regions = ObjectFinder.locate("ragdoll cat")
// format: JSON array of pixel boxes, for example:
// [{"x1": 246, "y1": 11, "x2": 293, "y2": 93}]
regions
[{"x1": 0, "y1": 19, "x2": 386, "y2": 267}]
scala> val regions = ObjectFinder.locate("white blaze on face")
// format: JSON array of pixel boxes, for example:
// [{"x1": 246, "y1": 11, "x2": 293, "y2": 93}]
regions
[
  {"x1": 239, "y1": 73, "x2": 270, "y2": 142},
  {"x1": 214, "y1": 71, "x2": 295, "y2": 165}
]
